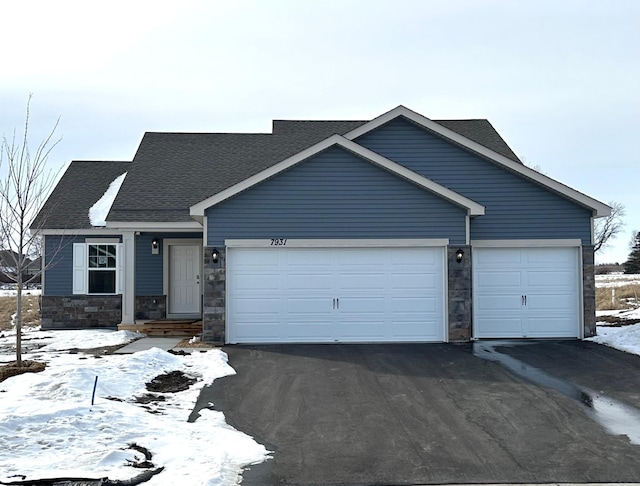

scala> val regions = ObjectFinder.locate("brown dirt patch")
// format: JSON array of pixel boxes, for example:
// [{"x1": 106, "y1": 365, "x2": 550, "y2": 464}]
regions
[
  {"x1": 0, "y1": 359, "x2": 46, "y2": 383},
  {"x1": 135, "y1": 393, "x2": 167, "y2": 405},
  {"x1": 145, "y1": 370, "x2": 197, "y2": 393},
  {"x1": 597, "y1": 314, "x2": 640, "y2": 326}
]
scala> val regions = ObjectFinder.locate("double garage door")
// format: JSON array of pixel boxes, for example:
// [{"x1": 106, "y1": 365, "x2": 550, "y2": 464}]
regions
[{"x1": 227, "y1": 246, "x2": 446, "y2": 344}]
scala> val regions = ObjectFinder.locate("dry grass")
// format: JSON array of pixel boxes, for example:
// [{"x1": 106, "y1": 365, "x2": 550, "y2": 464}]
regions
[
  {"x1": 0, "y1": 295, "x2": 41, "y2": 331},
  {"x1": 596, "y1": 283, "x2": 640, "y2": 311}
]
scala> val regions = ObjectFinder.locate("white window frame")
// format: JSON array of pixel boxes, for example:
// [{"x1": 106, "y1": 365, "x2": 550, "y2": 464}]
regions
[{"x1": 73, "y1": 240, "x2": 122, "y2": 295}]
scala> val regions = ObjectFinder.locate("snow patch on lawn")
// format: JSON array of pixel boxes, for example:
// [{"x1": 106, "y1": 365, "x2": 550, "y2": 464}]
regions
[
  {"x1": 587, "y1": 323, "x2": 640, "y2": 356},
  {"x1": 591, "y1": 305, "x2": 640, "y2": 356},
  {"x1": 88, "y1": 172, "x2": 127, "y2": 226},
  {"x1": 0, "y1": 329, "x2": 269, "y2": 485}
]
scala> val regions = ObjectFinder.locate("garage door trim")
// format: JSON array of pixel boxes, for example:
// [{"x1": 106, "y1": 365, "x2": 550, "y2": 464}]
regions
[
  {"x1": 226, "y1": 238, "x2": 450, "y2": 248},
  {"x1": 471, "y1": 239, "x2": 582, "y2": 248}
]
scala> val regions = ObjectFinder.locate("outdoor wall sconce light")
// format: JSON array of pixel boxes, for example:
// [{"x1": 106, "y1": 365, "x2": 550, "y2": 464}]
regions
[
  {"x1": 456, "y1": 248, "x2": 464, "y2": 263},
  {"x1": 151, "y1": 238, "x2": 159, "y2": 254},
  {"x1": 212, "y1": 248, "x2": 219, "y2": 264}
]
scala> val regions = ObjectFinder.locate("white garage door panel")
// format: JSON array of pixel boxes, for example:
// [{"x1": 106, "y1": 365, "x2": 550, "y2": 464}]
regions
[
  {"x1": 476, "y1": 248, "x2": 522, "y2": 265},
  {"x1": 527, "y1": 248, "x2": 574, "y2": 264},
  {"x1": 477, "y1": 270, "x2": 522, "y2": 288},
  {"x1": 527, "y1": 270, "x2": 575, "y2": 287},
  {"x1": 339, "y1": 274, "x2": 386, "y2": 290},
  {"x1": 526, "y1": 317, "x2": 576, "y2": 337},
  {"x1": 287, "y1": 274, "x2": 333, "y2": 290},
  {"x1": 233, "y1": 297, "x2": 281, "y2": 313},
  {"x1": 228, "y1": 246, "x2": 445, "y2": 343},
  {"x1": 473, "y1": 246, "x2": 579, "y2": 339},
  {"x1": 527, "y1": 293, "x2": 575, "y2": 310},
  {"x1": 477, "y1": 317, "x2": 526, "y2": 337}
]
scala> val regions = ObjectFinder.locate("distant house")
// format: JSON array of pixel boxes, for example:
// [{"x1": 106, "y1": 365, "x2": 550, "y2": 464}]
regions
[
  {"x1": 32, "y1": 106, "x2": 610, "y2": 342},
  {"x1": 0, "y1": 250, "x2": 40, "y2": 284}
]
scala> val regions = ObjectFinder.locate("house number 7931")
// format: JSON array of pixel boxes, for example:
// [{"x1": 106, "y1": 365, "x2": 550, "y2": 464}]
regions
[{"x1": 270, "y1": 238, "x2": 287, "y2": 246}]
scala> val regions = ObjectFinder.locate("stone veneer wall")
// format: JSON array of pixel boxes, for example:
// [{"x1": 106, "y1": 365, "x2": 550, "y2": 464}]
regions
[
  {"x1": 135, "y1": 295, "x2": 167, "y2": 320},
  {"x1": 40, "y1": 295, "x2": 122, "y2": 329},
  {"x1": 447, "y1": 245, "x2": 472, "y2": 342},
  {"x1": 203, "y1": 247, "x2": 226, "y2": 343},
  {"x1": 582, "y1": 245, "x2": 596, "y2": 338}
]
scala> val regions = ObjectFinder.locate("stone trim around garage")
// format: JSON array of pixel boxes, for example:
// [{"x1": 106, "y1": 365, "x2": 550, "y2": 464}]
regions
[
  {"x1": 448, "y1": 245, "x2": 471, "y2": 342},
  {"x1": 203, "y1": 246, "x2": 226, "y2": 343},
  {"x1": 582, "y1": 245, "x2": 596, "y2": 338},
  {"x1": 40, "y1": 295, "x2": 122, "y2": 329}
]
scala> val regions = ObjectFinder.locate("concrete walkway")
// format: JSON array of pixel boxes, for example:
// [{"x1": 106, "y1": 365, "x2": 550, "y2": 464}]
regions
[{"x1": 113, "y1": 337, "x2": 183, "y2": 354}]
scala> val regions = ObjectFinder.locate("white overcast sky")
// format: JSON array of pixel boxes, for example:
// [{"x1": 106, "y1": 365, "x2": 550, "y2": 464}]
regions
[{"x1": 1, "y1": 0, "x2": 638, "y2": 263}]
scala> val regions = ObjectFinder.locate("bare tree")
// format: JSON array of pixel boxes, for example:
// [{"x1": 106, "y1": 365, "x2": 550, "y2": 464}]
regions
[
  {"x1": 593, "y1": 201, "x2": 625, "y2": 253},
  {"x1": 0, "y1": 95, "x2": 61, "y2": 366}
]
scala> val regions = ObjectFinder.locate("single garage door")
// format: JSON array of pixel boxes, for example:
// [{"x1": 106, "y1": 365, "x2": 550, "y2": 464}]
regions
[
  {"x1": 227, "y1": 246, "x2": 445, "y2": 344},
  {"x1": 473, "y1": 246, "x2": 580, "y2": 338}
]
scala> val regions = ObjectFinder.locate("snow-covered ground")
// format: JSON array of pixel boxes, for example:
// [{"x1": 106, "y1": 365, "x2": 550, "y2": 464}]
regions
[
  {"x1": 0, "y1": 288, "x2": 41, "y2": 297},
  {"x1": 589, "y1": 306, "x2": 640, "y2": 356},
  {"x1": 0, "y1": 328, "x2": 269, "y2": 485},
  {"x1": 595, "y1": 273, "x2": 640, "y2": 288}
]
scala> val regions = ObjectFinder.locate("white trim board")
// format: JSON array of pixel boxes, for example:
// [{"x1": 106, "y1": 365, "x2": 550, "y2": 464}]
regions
[
  {"x1": 106, "y1": 221, "x2": 202, "y2": 230},
  {"x1": 471, "y1": 239, "x2": 582, "y2": 248},
  {"x1": 225, "y1": 238, "x2": 450, "y2": 248},
  {"x1": 344, "y1": 106, "x2": 610, "y2": 218},
  {"x1": 190, "y1": 135, "x2": 485, "y2": 218}
]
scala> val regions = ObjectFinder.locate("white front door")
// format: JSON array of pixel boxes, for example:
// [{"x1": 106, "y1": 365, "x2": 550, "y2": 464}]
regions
[
  {"x1": 227, "y1": 246, "x2": 445, "y2": 344},
  {"x1": 169, "y1": 244, "x2": 201, "y2": 315},
  {"x1": 473, "y1": 246, "x2": 580, "y2": 338}
]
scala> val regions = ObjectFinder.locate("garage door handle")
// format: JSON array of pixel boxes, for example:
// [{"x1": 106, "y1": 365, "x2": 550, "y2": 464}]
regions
[
  {"x1": 332, "y1": 298, "x2": 336, "y2": 309},
  {"x1": 521, "y1": 295, "x2": 525, "y2": 306},
  {"x1": 524, "y1": 295, "x2": 527, "y2": 306},
  {"x1": 336, "y1": 298, "x2": 339, "y2": 309}
]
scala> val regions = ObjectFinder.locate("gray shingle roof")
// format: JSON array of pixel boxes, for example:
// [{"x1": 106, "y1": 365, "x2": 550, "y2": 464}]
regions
[
  {"x1": 434, "y1": 119, "x2": 520, "y2": 162},
  {"x1": 36, "y1": 114, "x2": 522, "y2": 228},
  {"x1": 33, "y1": 161, "x2": 131, "y2": 229}
]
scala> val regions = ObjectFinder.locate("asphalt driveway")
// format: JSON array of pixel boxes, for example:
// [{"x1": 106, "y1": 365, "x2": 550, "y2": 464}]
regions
[{"x1": 201, "y1": 342, "x2": 640, "y2": 485}]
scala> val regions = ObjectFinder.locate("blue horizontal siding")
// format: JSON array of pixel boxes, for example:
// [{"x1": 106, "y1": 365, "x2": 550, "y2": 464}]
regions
[
  {"x1": 356, "y1": 117, "x2": 592, "y2": 244},
  {"x1": 206, "y1": 146, "x2": 466, "y2": 246},
  {"x1": 136, "y1": 232, "x2": 201, "y2": 295}
]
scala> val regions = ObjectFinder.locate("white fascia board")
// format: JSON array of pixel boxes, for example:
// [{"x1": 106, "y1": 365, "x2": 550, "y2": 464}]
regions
[
  {"x1": 105, "y1": 221, "x2": 203, "y2": 231},
  {"x1": 190, "y1": 134, "x2": 485, "y2": 217},
  {"x1": 344, "y1": 105, "x2": 611, "y2": 217}
]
